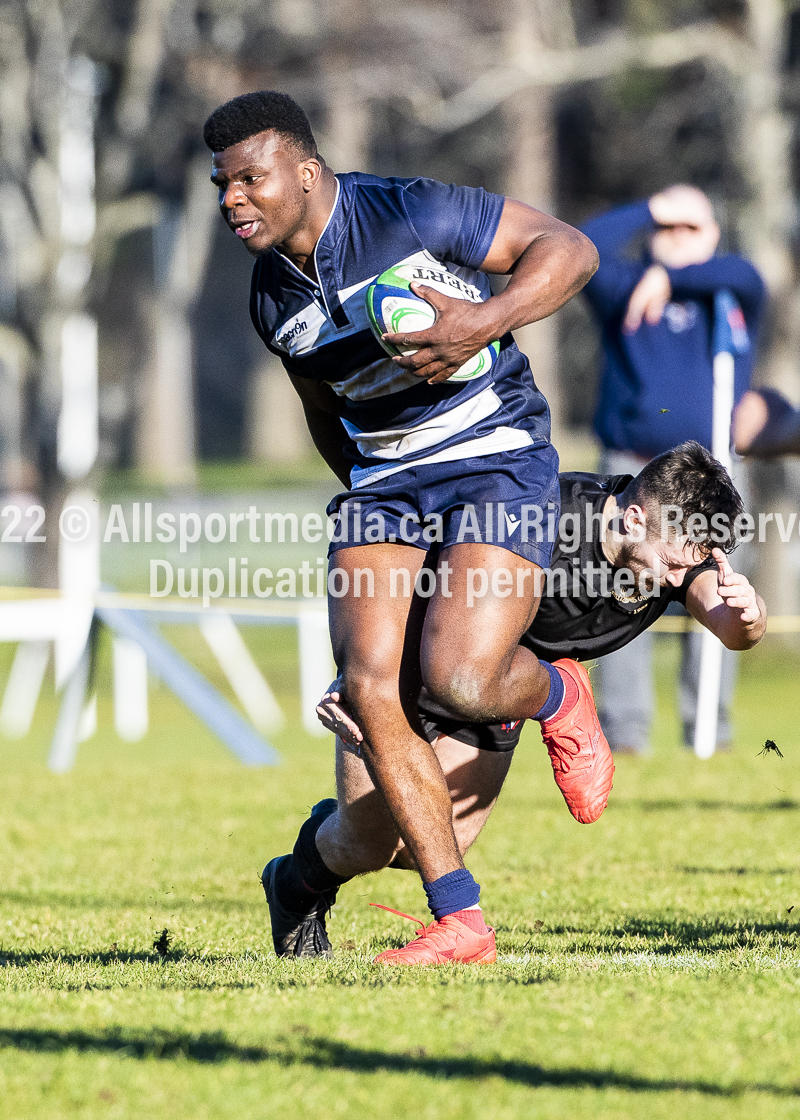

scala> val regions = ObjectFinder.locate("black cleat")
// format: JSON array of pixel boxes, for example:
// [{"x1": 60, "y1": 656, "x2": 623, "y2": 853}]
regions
[{"x1": 261, "y1": 799, "x2": 340, "y2": 959}]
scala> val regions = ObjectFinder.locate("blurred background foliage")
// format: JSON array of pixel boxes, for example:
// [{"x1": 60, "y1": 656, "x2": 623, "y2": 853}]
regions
[{"x1": 1, "y1": 0, "x2": 800, "y2": 596}]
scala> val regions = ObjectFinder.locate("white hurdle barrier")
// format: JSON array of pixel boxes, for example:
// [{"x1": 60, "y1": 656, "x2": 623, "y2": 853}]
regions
[
  {"x1": 199, "y1": 612, "x2": 285, "y2": 735},
  {"x1": 113, "y1": 636, "x2": 149, "y2": 742},
  {"x1": 77, "y1": 692, "x2": 97, "y2": 743},
  {"x1": 0, "y1": 588, "x2": 334, "y2": 771},
  {"x1": 298, "y1": 609, "x2": 336, "y2": 737},
  {"x1": 0, "y1": 640, "x2": 50, "y2": 739},
  {"x1": 48, "y1": 642, "x2": 92, "y2": 774}
]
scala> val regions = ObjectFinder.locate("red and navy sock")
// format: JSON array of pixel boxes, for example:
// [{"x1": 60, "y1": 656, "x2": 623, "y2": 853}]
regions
[
  {"x1": 532, "y1": 661, "x2": 579, "y2": 724},
  {"x1": 423, "y1": 868, "x2": 489, "y2": 934}
]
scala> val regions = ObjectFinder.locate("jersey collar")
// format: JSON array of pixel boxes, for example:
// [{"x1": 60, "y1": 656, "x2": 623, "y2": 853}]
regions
[
  {"x1": 272, "y1": 177, "x2": 350, "y2": 328},
  {"x1": 313, "y1": 175, "x2": 349, "y2": 328}
]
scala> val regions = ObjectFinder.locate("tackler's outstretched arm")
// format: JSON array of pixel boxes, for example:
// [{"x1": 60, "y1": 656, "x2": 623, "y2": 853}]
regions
[{"x1": 685, "y1": 549, "x2": 767, "y2": 651}]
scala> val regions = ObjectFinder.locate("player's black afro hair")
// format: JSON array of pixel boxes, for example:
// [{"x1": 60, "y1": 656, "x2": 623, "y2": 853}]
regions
[{"x1": 202, "y1": 91, "x2": 317, "y2": 155}]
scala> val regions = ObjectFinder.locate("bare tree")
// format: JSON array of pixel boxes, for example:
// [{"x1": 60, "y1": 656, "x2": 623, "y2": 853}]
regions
[
  {"x1": 501, "y1": 0, "x2": 579, "y2": 441},
  {"x1": 2, "y1": 0, "x2": 798, "y2": 603}
]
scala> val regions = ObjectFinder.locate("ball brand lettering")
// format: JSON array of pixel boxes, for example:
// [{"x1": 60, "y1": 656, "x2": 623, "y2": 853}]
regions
[{"x1": 410, "y1": 267, "x2": 480, "y2": 301}]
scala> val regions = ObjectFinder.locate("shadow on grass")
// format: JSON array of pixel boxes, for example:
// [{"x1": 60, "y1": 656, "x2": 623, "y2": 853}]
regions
[
  {"x1": 0, "y1": 1029, "x2": 797, "y2": 1097},
  {"x1": 618, "y1": 799, "x2": 799, "y2": 813},
  {"x1": 533, "y1": 915, "x2": 798, "y2": 954},
  {"x1": 0, "y1": 890, "x2": 259, "y2": 914},
  {"x1": 0, "y1": 950, "x2": 241, "y2": 968},
  {"x1": 679, "y1": 866, "x2": 800, "y2": 876}
]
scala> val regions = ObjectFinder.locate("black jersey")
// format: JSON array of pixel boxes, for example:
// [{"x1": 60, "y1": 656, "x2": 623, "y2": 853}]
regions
[
  {"x1": 416, "y1": 471, "x2": 713, "y2": 751},
  {"x1": 519, "y1": 472, "x2": 713, "y2": 662}
]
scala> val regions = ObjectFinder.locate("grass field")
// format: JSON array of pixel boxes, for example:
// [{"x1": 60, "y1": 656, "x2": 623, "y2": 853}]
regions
[{"x1": 1, "y1": 627, "x2": 799, "y2": 1119}]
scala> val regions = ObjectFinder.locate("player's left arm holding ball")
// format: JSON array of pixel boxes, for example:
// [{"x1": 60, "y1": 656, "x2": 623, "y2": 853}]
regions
[
  {"x1": 684, "y1": 548, "x2": 767, "y2": 650},
  {"x1": 384, "y1": 201, "x2": 599, "y2": 384}
]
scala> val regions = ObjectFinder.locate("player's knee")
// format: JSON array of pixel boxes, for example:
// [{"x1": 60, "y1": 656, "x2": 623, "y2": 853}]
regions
[
  {"x1": 351, "y1": 835, "x2": 403, "y2": 873},
  {"x1": 423, "y1": 661, "x2": 493, "y2": 723},
  {"x1": 341, "y1": 669, "x2": 396, "y2": 724},
  {"x1": 336, "y1": 811, "x2": 402, "y2": 872}
]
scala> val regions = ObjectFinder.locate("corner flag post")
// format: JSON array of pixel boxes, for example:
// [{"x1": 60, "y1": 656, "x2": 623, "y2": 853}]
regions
[{"x1": 693, "y1": 290, "x2": 745, "y2": 759}]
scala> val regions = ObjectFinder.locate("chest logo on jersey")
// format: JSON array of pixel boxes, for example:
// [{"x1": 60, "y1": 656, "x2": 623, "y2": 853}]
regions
[
  {"x1": 277, "y1": 319, "x2": 306, "y2": 345},
  {"x1": 610, "y1": 586, "x2": 651, "y2": 614},
  {"x1": 664, "y1": 302, "x2": 698, "y2": 333},
  {"x1": 273, "y1": 303, "x2": 327, "y2": 356}
]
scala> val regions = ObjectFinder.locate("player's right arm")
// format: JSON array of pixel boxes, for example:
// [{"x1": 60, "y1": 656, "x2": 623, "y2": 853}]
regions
[
  {"x1": 685, "y1": 548, "x2": 767, "y2": 650},
  {"x1": 385, "y1": 200, "x2": 598, "y2": 384},
  {"x1": 287, "y1": 373, "x2": 352, "y2": 487},
  {"x1": 660, "y1": 256, "x2": 765, "y2": 318}
]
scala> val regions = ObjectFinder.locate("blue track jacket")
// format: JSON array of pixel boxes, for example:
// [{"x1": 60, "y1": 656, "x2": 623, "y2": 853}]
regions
[{"x1": 580, "y1": 200, "x2": 766, "y2": 457}]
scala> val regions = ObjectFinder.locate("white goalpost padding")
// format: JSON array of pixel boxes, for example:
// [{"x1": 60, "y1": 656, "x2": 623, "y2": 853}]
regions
[{"x1": 693, "y1": 629, "x2": 724, "y2": 760}]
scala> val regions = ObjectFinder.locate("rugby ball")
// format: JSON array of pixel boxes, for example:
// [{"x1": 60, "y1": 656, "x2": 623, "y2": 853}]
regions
[{"x1": 365, "y1": 261, "x2": 500, "y2": 382}]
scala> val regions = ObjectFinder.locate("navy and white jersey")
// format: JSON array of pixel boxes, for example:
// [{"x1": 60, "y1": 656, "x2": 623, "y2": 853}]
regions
[{"x1": 250, "y1": 172, "x2": 552, "y2": 487}]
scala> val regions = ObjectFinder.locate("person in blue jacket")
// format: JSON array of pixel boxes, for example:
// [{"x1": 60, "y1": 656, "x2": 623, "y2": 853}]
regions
[{"x1": 579, "y1": 185, "x2": 767, "y2": 754}]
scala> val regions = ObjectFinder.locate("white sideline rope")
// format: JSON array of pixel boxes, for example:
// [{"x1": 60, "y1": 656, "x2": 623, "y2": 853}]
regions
[{"x1": 0, "y1": 587, "x2": 798, "y2": 629}]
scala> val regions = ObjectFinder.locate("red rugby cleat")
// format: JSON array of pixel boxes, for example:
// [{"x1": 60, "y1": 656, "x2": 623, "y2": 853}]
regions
[
  {"x1": 540, "y1": 659, "x2": 614, "y2": 824},
  {"x1": 371, "y1": 905, "x2": 496, "y2": 966}
]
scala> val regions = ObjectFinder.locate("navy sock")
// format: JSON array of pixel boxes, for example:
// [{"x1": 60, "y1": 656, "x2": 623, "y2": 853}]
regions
[
  {"x1": 423, "y1": 868, "x2": 480, "y2": 921},
  {"x1": 532, "y1": 661, "x2": 566, "y2": 722}
]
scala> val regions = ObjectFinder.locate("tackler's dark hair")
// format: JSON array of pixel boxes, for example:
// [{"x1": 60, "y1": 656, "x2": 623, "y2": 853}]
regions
[
  {"x1": 624, "y1": 440, "x2": 745, "y2": 555},
  {"x1": 203, "y1": 91, "x2": 317, "y2": 156}
]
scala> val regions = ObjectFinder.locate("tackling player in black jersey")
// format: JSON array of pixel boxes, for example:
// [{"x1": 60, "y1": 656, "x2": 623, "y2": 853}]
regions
[{"x1": 266, "y1": 441, "x2": 766, "y2": 956}]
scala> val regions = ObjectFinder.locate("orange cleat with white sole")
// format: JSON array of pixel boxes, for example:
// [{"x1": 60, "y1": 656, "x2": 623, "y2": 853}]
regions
[
  {"x1": 540, "y1": 658, "x2": 614, "y2": 824},
  {"x1": 371, "y1": 905, "x2": 496, "y2": 966}
]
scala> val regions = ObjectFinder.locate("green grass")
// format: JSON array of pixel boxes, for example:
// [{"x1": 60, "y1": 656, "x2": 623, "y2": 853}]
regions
[{"x1": 1, "y1": 631, "x2": 800, "y2": 1118}]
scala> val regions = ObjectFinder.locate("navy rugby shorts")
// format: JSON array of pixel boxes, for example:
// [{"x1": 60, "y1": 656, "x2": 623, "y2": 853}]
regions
[
  {"x1": 417, "y1": 686, "x2": 525, "y2": 753},
  {"x1": 340, "y1": 690, "x2": 525, "y2": 756},
  {"x1": 327, "y1": 444, "x2": 560, "y2": 568}
]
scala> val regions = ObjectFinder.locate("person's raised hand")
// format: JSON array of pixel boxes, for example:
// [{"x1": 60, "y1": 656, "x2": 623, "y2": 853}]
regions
[
  {"x1": 381, "y1": 282, "x2": 496, "y2": 385},
  {"x1": 648, "y1": 185, "x2": 715, "y2": 229},
  {"x1": 711, "y1": 547, "x2": 760, "y2": 624},
  {"x1": 623, "y1": 265, "x2": 671, "y2": 333},
  {"x1": 315, "y1": 678, "x2": 364, "y2": 747}
]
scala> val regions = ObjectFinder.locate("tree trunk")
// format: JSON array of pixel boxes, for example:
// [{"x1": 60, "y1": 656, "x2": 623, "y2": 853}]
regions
[
  {"x1": 320, "y1": 0, "x2": 371, "y2": 171},
  {"x1": 501, "y1": 0, "x2": 577, "y2": 442},
  {"x1": 247, "y1": 360, "x2": 313, "y2": 465},
  {"x1": 136, "y1": 297, "x2": 197, "y2": 486},
  {"x1": 135, "y1": 157, "x2": 217, "y2": 485},
  {"x1": 736, "y1": 0, "x2": 800, "y2": 621}
]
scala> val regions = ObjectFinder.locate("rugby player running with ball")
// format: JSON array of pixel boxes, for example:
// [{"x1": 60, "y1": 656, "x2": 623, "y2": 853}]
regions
[{"x1": 203, "y1": 91, "x2": 604, "y2": 966}]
